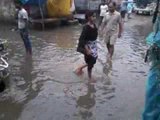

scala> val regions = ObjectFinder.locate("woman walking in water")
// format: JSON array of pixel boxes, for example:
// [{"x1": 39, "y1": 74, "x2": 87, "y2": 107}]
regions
[
  {"x1": 75, "y1": 11, "x2": 98, "y2": 82},
  {"x1": 143, "y1": 1, "x2": 160, "y2": 119}
]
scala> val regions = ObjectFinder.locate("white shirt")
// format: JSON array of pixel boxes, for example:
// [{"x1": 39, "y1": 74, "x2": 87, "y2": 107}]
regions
[
  {"x1": 18, "y1": 8, "x2": 28, "y2": 29},
  {"x1": 100, "y1": 4, "x2": 108, "y2": 17}
]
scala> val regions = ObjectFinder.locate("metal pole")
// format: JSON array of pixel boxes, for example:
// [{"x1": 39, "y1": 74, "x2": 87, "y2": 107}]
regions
[{"x1": 39, "y1": 0, "x2": 45, "y2": 30}]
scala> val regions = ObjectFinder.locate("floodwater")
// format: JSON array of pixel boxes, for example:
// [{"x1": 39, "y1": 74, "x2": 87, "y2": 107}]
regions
[{"x1": 0, "y1": 15, "x2": 152, "y2": 120}]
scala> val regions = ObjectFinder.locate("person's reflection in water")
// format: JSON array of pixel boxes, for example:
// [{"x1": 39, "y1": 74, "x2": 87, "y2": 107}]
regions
[
  {"x1": 21, "y1": 55, "x2": 33, "y2": 89},
  {"x1": 103, "y1": 61, "x2": 112, "y2": 85},
  {"x1": 24, "y1": 56, "x2": 32, "y2": 79},
  {"x1": 76, "y1": 83, "x2": 96, "y2": 120},
  {"x1": 103, "y1": 60, "x2": 112, "y2": 76}
]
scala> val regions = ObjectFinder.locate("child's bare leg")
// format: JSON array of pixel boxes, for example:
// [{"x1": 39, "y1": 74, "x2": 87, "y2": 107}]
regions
[
  {"x1": 75, "y1": 64, "x2": 87, "y2": 75},
  {"x1": 88, "y1": 65, "x2": 96, "y2": 83},
  {"x1": 88, "y1": 66, "x2": 92, "y2": 79}
]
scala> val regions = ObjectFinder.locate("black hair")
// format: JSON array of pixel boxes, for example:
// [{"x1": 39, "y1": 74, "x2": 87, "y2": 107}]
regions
[
  {"x1": 85, "y1": 11, "x2": 94, "y2": 21},
  {"x1": 109, "y1": 1, "x2": 117, "y2": 7}
]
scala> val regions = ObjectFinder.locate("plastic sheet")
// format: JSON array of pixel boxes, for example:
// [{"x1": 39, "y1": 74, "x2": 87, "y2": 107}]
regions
[{"x1": 47, "y1": 0, "x2": 72, "y2": 17}]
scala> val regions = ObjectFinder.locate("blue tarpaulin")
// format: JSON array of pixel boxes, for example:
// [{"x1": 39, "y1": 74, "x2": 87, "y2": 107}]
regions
[{"x1": 20, "y1": 0, "x2": 46, "y2": 5}]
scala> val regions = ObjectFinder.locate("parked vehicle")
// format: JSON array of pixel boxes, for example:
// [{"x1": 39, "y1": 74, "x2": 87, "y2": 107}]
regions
[
  {"x1": 132, "y1": 2, "x2": 137, "y2": 12},
  {"x1": 134, "y1": 2, "x2": 156, "y2": 15}
]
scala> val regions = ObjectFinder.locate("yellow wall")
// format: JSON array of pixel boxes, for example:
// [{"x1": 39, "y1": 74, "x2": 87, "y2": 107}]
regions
[{"x1": 47, "y1": 0, "x2": 72, "y2": 18}]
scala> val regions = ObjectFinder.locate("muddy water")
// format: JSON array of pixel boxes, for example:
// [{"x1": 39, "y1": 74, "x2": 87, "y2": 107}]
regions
[{"x1": 0, "y1": 16, "x2": 152, "y2": 120}]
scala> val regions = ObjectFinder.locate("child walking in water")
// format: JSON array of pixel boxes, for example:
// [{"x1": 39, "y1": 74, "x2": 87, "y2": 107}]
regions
[{"x1": 75, "y1": 11, "x2": 98, "y2": 82}]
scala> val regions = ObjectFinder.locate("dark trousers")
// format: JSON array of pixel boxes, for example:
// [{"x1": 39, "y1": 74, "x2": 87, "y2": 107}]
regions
[
  {"x1": 121, "y1": 10, "x2": 127, "y2": 19},
  {"x1": 84, "y1": 55, "x2": 97, "y2": 70},
  {"x1": 20, "y1": 29, "x2": 32, "y2": 54}
]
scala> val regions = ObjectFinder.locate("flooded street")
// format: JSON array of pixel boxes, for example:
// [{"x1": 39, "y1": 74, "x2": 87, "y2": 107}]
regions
[{"x1": 0, "y1": 15, "x2": 152, "y2": 120}]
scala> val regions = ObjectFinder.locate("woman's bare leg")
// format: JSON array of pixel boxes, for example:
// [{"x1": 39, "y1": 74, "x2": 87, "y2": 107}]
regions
[{"x1": 75, "y1": 64, "x2": 88, "y2": 75}]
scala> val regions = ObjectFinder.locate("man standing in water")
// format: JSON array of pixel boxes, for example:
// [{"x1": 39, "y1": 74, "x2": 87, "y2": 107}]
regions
[
  {"x1": 16, "y1": 2, "x2": 32, "y2": 55},
  {"x1": 100, "y1": 2, "x2": 122, "y2": 61}
]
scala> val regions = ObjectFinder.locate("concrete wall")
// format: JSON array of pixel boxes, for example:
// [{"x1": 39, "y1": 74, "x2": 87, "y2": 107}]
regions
[
  {"x1": 0, "y1": 0, "x2": 15, "y2": 20},
  {"x1": 88, "y1": 0, "x2": 102, "y2": 11},
  {"x1": 75, "y1": 0, "x2": 102, "y2": 12}
]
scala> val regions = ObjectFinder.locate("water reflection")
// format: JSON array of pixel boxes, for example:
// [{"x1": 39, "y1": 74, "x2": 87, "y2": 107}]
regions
[
  {"x1": 21, "y1": 55, "x2": 33, "y2": 84},
  {"x1": 0, "y1": 101, "x2": 23, "y2": 120},
  {"x1": 103, "y1": 61, "x2": 112, "y2": 76},
  {"x1": 76, "y1": 83, "x2": 96, "y2": 120},
  {"x1": 53, "y1": 27, "x2": 78, "y2": 48}
]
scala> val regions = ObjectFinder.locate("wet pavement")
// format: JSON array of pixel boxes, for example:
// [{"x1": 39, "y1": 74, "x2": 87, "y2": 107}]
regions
[{"x1": 0, "y1": 15, "x2": 152, "y2": 120}]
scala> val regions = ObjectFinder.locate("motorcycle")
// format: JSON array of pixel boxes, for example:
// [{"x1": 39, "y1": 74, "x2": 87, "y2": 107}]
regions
[{"x1": 0, "y1": 39, "x2": 9, "y2": 92}]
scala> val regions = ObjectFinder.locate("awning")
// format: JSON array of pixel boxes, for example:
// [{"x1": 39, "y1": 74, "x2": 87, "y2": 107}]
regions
[{"x1": 20, "y1": 0, "x2": 46, "y2": 5}]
